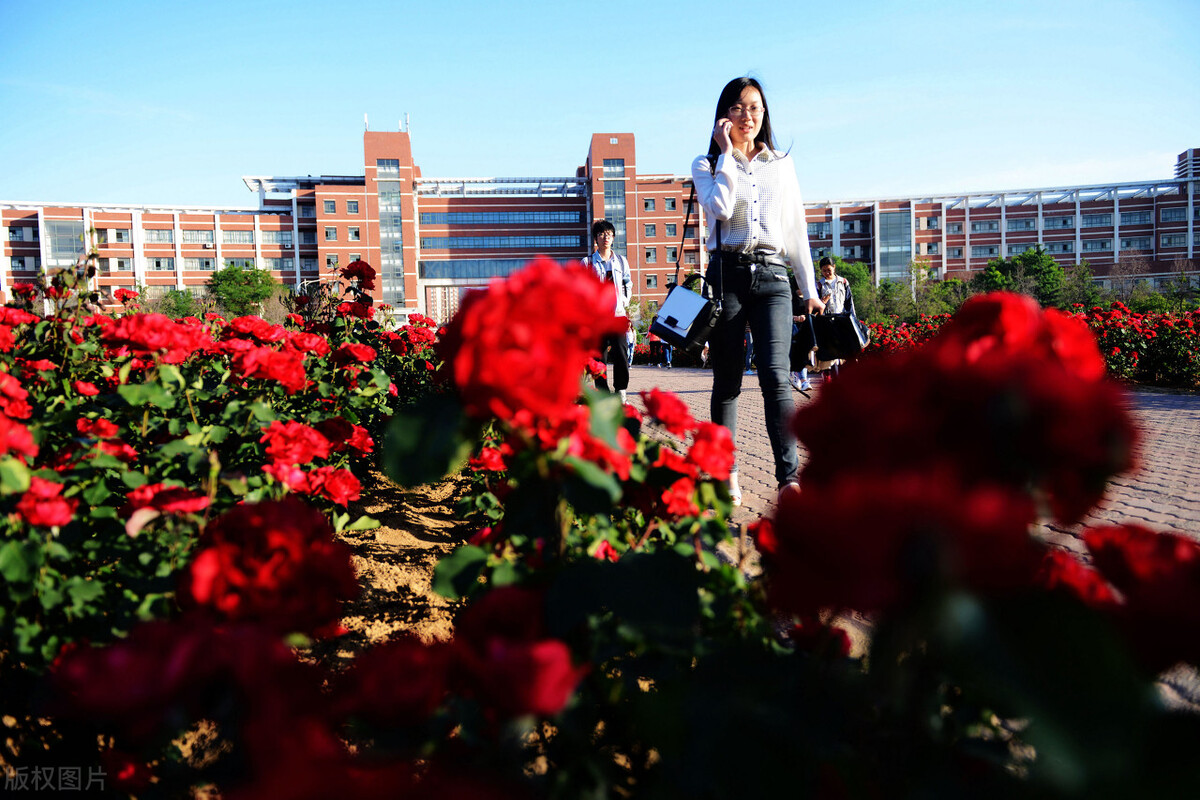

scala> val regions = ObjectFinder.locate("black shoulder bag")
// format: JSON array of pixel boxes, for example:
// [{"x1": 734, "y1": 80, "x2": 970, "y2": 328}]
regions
[{"x1": 649, "y1": 178, "x2": 722, "y2": 357}]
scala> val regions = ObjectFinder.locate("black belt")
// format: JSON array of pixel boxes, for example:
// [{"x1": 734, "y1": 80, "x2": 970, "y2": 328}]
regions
[{"x1": 719, "y1": 250, "x2": 787, "y2": 268}]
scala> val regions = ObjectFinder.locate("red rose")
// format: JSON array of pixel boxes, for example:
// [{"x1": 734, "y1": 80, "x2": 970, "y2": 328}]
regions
[
  {"x1": 593, "y1": 540, "x2": 620, "y2": 562},
  {"x1": 179, "y1": 498, "x2": 359, "y2": 635},
  {"x1": 652, "y1": 447, "x2": 698, "y2": 478},
  {"x1": 232, "y1": 346, "x2": 308, "y2": 394},
  {"x1": 661, "y1": 477, "x2": 700, "y2": 518},
  {"x1": 687, "y1": 421, "x2": 735, "y2": 480},
  {"x1": 113, "y1": 288, "x2": 139, "y2": 303},
  {"x1": 307, "y1": 466, "x2": 362, "y2": 506},
  {"x1": 640, "y1": 388, "x2": 696, "y2": 436},
  {"x1": 285, "y1": 331, "x2": 331, "y2": 358},
  {"x1": 260, "y1": 420, "x2": 332, "y2": 465},
  {"x1": 470, "y1": 446, "x2": 507, "y2": 472},
  {"x1": 452, "y1": 586, "x2": 589, "y2": 717},
  {"x1": 333, "y1": 342, "x2": 377, "y2": 366},
  {"x1": 101, "y1": 312, "x2": 211, "y2": 363},
  {"x1": 225, "y1": 315, "x2": 287, "y2": 343},
  {"x1": 95, "y1": 440, "x2": 138, "y2": 462},
  {"x1": 73, "y1": 380, "x2": 100, "y2": 396},
  {"x1": 767, "y1": 471, "x2": 1043, "y2": 615},
  {"x1": 17, "y1": 476, "x2": 78, "y2": 528},
  {"x1": 435, "y1": 257, "x2": 627, "y2": 425},
  {"x1": 0, "y1": 414, "x2": 37, "y2": 459},
  {"x1": 125, "y1": 482, "x2": 211, "y2": 515},
  {"x1": 336, "y1": 302, "x2": 375, "y2": 320},
  {"x1": 0, "y1": 307, "x2": 39, "y2": 325},
  {"x1": 1084, "y1": 524, "x2": 1200, "y2": 671},
  {"x1": 77, "y1": 417, "x2": 120, "y2": 439},
  {"x1": 341, "y1": 259, "x2": 377, "y2": 291},
  {"x1": 1037, "y1": 548, "x2": 1119, "y2": 610}
]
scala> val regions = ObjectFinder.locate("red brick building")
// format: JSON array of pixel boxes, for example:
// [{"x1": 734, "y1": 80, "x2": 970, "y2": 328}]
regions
[{"x1": 3, "y1": 132, "x2": 1196, "y2": 322}]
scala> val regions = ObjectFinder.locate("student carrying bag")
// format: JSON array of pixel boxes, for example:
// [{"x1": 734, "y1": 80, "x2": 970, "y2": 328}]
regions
[{"x1": 649, "y1": 183, "x2": 722, "y2": 357}]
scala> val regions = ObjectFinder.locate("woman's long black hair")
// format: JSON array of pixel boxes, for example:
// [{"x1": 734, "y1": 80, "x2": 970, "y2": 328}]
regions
[{"x1": 707, "y1": 76, "x2": 778, "y2": 160}]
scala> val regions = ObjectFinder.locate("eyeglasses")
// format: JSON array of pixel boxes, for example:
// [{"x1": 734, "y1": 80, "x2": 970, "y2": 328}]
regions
[{"x1": 729, "y1": 105, "x2": 764, "y2": 117}]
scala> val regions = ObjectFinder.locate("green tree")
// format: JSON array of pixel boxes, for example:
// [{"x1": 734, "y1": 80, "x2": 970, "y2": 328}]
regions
[
  {"x1": 207, "y1": 264, "x2": 279, "y2": 317},
  {"x1": 969, "y1": 247, "x2": 1064, "y2": 307},
  {"x1": 1059, "y1": 260, "x2": 1105, "y2": 309},
  {"x1": 153, "y1": 288, "x2": 203, "y2": 319}
]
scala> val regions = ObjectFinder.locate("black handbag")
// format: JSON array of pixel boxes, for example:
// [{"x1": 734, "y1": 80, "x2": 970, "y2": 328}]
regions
[
  {"x1": 809, "y1": 295, "x2": 870, "y2": 361},
  {"x1": 649, "y1": 183, "x2": 722, "y2": 357}
]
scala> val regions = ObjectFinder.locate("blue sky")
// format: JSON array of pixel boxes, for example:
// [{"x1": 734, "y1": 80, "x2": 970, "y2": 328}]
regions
[{"x1": 2, "y1": 0, "x2": 1197, "y2": 207}]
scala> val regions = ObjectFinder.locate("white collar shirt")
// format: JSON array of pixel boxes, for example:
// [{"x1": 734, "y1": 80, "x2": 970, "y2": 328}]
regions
[
  {"x1": 691, "y1": 148, "x2": 817, "y2": 300},
  {"x1": 584, "y1": 250, "x2": 631, "y2": 316}
]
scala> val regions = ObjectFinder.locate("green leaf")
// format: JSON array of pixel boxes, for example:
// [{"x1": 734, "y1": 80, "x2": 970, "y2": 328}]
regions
[
  {"x1": 121, "y1": 470, "x2": 150, "y2": 489},
  {"x1": 345, "y1": 515, "x2": 381, "y2": 531},
  {"x1": 562, "y1": 455, "x2": 622, "y2": 514},
  {"x1": 118, "y1": 382, "x2": 176, "y2": 409},
  {"x1": 64, "y1": 578, "x2": 104, "y2": 613},
  {"x1": 431, "y1": 545, "x2": 488, "y2": 600},
  {"x1": 0, "y1": 541, "x2": 31, "y2": 584},
  {"x1": 82, "y1": 482, "x2": 112, "y2": 506},
  {"x1": 0, "y1": 456, "x2": 31, "y2": 494},
  {"x1": 249, "y1": 402, "x2": 277, "y2": 423},
  {"x1": 585, "y1": 388, "x2": 625, "y2": 448},
  {"x1": 383, "y1": 394, "x2": 473, "y2": 487}
]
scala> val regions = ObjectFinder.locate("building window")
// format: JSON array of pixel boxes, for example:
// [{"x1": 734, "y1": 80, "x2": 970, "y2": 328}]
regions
[
  {"x1": 666, "y1": 247, "x2": 677, "y2": 263},
  {"x1": 348, "y1": 227, "x2": 360, "y2": 241},
  {"x1": 8, "y1": 226, "x2": 38, "y2": 242},
  {"x1": 684, "y1": 251, "x2": 698, "y2": 265},
  {"x1": 602, "y1": 158, "x2": 625, "y2": 177},
  {"x1": 109, "y1": 257, "x2": 131, "y2": 271},
  {"x1": 263, "y1": 258, "x2": 294, "y2": 271},
  {"x1": 1045, "y1": 241, "x2": 1074, "y2": 254},
  {"x1": 111, "y1": 229, "x2": 130, "y2": 243},
  {"x1": 647, "y1": 274, "x2": 658, "y2": 289},
  {"x1": 1044, "y1": 215, "x2": 1074, "y2": 229},
  {"x1": 10, "y1": 256, "x2": 39, "y2": 270},
  {"x1": 843, "y1": 220, "x2": 865, "y2": 234},
  {"x1": 349, "y1": 252, "x2": 361, "y2": 263},
  {"x1": 1120, "y1": 211, "x2": 1152, "y2": 226},
  {"x1": 326, "y1": 254, "x2": 339, "y2": 269},
  {"x1": 644, "y1": 198, "x2": 655, "y2": 212},
  {"x1": 811, "y1": 247, "x2": 831, "y2": 260},
  {"x1": 842, "y1": 246, "x2": 860, "y2": 259},
  {"x1": 1081, "y1": 239, "x2": 1113, "y2": 252},
  {"x1": 1162, "y1": 234, "x2": 1187, "y2": 248},
  {"x1": 182, "y1": 229, "x2": 214, "y2": 244},
  {"x1": 1007, "y1": 218, "x2": 1037, "y2": 231},
  {"x1": 144, "y1": 228, "x2": 174, "y2": 243},
  {"x1": 45, "y1": 220, "x2": 85, "y2": 268},
  {"x1": 419, "y1": 235, "x2": 583, "y2": 250},
  {"x1": 300, "y1": 230, "x2": 317, "y2": 245},
  {"x1": 808, "y1": 221, "x2": 831, "y2": 238},
  {"x1": 298, "y1": 205, "x2": 316, "y2": 218},
  {"x1": 1007, "y1": 243, "x2": 1037, "y2": 256},
  {"x1": 376, "y1": 159, "x2": 400, "y2": 177},
  {"x1": 927, "y1": 242, "x2": 940, "y2": 255},
  {"x1": 225, "y1": 257, "x2": 256, "y2": 269},
  {"x1": 301, "y1": 257, "x2": 318, "y2": 271},
  {"x1": 645, "y1": 224, "x2": 656, "y2": 237},
  {"x1": 324, "y1": 227, "x2": 337, "y2": 241},
  {"x1": 924, "y1": 216, "x2": 940, "y2": 229},
  {"x1": 347, "y1": 200, "x2": 359, "y2": 214},
  {"x1": 645, "y1": 248, "x2": 657, "y2": 263},
  {"x1": 1081, "y1": 214, "x2": 1112, "y2": 228},
  {"x1": 970, "y1": 220, "x2": 999, "y2": 233},
  {"x1": 261, "y1": 230, "x2": 293, "y2": 246},
  {"x1": 684, "y1": 225, "x2": 697, "y2": 239},
  {"x1": 949, "y1": 247, "x2": 963, "y2": 259},
  {"x1": 223, "y1": 230, "x2": 254, "y2": 245},
  {"x1": 1161, "y1": 207, "x2": 1186, "y2": 223},
  {"x1": 665, "y1": 198, "x2": 676, "y2": 211},
  {"x1": 184, "y1": 257, "x2": 215, "y2": 270},
  {"x1": 1120, "y1": 236, "x2": 1152, "y2": 251},
  {"x1": 148, "y1": 257, "x2": 175, "y2": 271},
  {"x1": 947, "y1": 223, "x2": 963, "y2": 234},
  {"x1": 971, "y1": 245, "x2": 999, "y2": 258},
  {"x1": 324, "y1": 200, "x2": 336, "y2": 214}
]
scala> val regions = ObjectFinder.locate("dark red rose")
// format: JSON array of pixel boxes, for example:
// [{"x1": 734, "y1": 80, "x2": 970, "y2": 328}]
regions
[
  {"x1": 232, "y1": 346, "x2": 308, "y2": 393},
  {"x1": 77, "y1": 417, "x2": 120, "y2": 439},
  {"x1": 341, "y1": 259, "x2": 377, "y2": 291},
  {"x1": 308, "y1": 466, "x2": 361, "y2": 506},
  {"x1": 333, "y1": 342, "x2": 377, "y2": 366},
  {"x1": 179, "y1": 498, "x2": 359, "y2": 636},
  {"x1": 452, "y1": 586, "x2": 589, "y2": 718}
]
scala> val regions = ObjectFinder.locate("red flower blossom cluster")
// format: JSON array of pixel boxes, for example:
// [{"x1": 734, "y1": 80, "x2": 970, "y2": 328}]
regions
[
  {"x1": 313, "y1": 417, "x2": 374, "y2": 454},
  {"x1": 640, "y1": 388, "x2": 695, "y2": 436},
  {"x1": 125, "y1": 482, "x2": 210, "y2": 515},
  {"x1": 101, "y1": 313, "x2": 212, "y2": 364},
  {"x1": 230, "y1": 346, "x2": 307, "y2": 393},
  {"x1": 17, "y1": 475, "x2": 78, "y2": 528},
  {"x1": 0, "y1": 371, "x2": 32, "y2": 418},
  {"x1": 435, "y1": 257, "x2": 627, "y2": 425},
  {"x1": 0, "y1": 414, "x2": 36, "y2": 460},
  {"x1": 113, "y1": 288, "x2": 139, "y2": 304},
  {"x1": 179, "y1": 498, "x2": 358, "y2": 636}
]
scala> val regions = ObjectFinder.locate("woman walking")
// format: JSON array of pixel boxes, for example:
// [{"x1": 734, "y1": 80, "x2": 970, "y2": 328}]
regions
[{"x1": 692, "y1": 77, "x2": 824, "y2": 505}]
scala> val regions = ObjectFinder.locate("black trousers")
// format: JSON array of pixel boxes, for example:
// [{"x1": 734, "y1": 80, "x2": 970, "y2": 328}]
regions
[{"x1": 595, "y1": 334, "x2": 629, "y2": 392}]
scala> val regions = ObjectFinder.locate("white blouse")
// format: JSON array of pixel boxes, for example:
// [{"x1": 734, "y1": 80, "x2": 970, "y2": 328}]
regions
[{"x1": 691, "y1": 148, "x2": 818, "y2": 300}]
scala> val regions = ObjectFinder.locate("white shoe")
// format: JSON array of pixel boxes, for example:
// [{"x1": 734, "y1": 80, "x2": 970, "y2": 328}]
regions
[
  {"x1": 619, "y1": 389, "x2": 627, "y2": 404},
  {"x1": 789, "y1": 372, "x2": 803, "y2": 390},
  {"x1": 728, "y1": 473, "x2": 742, "y2": 507}
]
